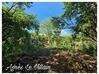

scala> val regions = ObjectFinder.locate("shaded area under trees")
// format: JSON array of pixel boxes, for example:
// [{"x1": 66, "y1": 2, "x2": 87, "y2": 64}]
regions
[{"x1": 2, "y1": 2, "x2": 97, "y2": 73}]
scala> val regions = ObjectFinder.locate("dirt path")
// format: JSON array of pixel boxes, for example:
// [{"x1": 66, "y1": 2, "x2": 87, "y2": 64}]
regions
[{"x1": 2, "y1": 49, "x2": 97, "y2": 73}]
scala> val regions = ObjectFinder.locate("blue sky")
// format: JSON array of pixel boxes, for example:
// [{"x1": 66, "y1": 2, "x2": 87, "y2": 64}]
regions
[
  {"x1": 24, "y1": 2, "x2": 73, "y2": 36},
  {"x1": 25, "y1": 2, "x2": 64, "y2": 23}
]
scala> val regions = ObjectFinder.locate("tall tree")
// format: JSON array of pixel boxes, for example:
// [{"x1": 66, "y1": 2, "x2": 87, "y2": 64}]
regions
[
  {"x1": 63, "y1": 2, "x2": 97, "y2": 42},
  {"x1": 2, "y1": 2, "x2": 39, "y2": 62},
  {"x1": 63, "y1": 2, "x2": 97, "y2": 56}
]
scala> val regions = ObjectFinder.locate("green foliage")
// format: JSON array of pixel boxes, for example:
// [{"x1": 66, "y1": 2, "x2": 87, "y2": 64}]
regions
[
  {"x1": 63, "y1": 2, "x2": 97, "y2": 56},
  {"x1": 81, "y1": 39, "x2": 96, "y2": 57},
  {"x1": 63, "y1": 2, "x2": 97, "y2": 41},
  {"x1": 60, "y1": 36, "x2": 73, "y2": 50},
  {"x1": 2, "y1": 2, "x2": 97, "y2": 67},
  {"x1": 2, "y1": 3, "x2": 39, "y2": 63}
]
